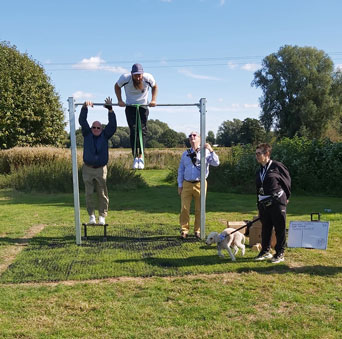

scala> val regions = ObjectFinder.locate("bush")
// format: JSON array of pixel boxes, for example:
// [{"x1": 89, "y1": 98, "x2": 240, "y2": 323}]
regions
[
  {"x1": 209, "y1": 138, "x2": 342, "y2": 196},
  {"x1": 10, "y1": 159, "x2": 73, "y2": 193},
  {"x1": 272, "y1": 137, "x2": 342, "y2": 194},
  {"x1": 0, "y1": 146, "x2": 76, "y2": 174},
  {"x1": 2, "y1": 158, "x2": 146, "y2": 193},
  {"x1": 209, "y1": 144, "x2": 257, "y2": 193},
  {"x1": 1, "y1": 141, "x2": 341, "y2": 196},
  {"x1": 106, "y1": 162, "x2": 147, "y2": 190}
]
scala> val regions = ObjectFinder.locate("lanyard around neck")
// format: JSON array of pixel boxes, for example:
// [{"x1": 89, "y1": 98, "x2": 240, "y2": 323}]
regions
[{"x1": 260, "y1": 160, "x2": 272, "y2": 183}]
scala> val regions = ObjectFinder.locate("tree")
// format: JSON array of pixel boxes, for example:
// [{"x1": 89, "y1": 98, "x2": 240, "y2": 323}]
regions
[
  {"x1": 177, "y1": 132, "x2": 187, "y2": 147},
  {"x1": 110, "y1": 126, "x2": 130, "y2": 148},
  {"x1": 158, "y1": 129, "x2": 180, "y2": 148},
  {"x1": 216, "y1": 119, "x2": 243, "y2": 146},
  {"x1": 206, "y1": 130, "x2": 216, "y2": 144},
  {"x1": 146, "y1": 119, "x2": 169, "y2": 147},
  {"x1": 240, "y1": 118, "x2": 266, "y2": 145},
  {"x1": 325, "y1": 69, "x2": 342, "y2": 141},
  {"x1": 252, "y1": 45, "x2": 337, "y2": 139},
  {"x1": 0, "y1": 41, "x2": 65, "y2": 149}
]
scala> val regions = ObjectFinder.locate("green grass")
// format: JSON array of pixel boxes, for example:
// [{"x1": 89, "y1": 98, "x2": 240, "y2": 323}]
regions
[{"x1": 0, "y1": 169, "x2": 341, "y2": 338}]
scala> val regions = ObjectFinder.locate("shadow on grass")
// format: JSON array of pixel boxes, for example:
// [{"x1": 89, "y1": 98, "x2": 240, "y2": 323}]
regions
[
  {"x1": 0, "y1": 235, "x2": 75, "y2": 247},
  {"x1": 115, "y1": 255, "x2": 252, "y2": 267},
  {"x1": 236, "y1": 264, "x2": 342, "y2": 276}
]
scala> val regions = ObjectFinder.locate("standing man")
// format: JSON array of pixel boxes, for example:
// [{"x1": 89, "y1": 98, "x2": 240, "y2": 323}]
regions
[
  {"x1": 115, "y1": 63, "x2": 158, "y2": 170},
  {"x1": 79, "y1": 97, "x2": 117, "y2": 225},
  {"x1": 254, "y1": 143, "x2": 291, "y2": 263},
  {"x1": 177, "y1": 132, "x2": 220, "y2": 239}
]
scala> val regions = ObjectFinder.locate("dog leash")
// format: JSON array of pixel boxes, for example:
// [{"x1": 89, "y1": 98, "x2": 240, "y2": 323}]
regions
[{"x1": 229, "y1": 217, "x2": 261, "y2": 236}]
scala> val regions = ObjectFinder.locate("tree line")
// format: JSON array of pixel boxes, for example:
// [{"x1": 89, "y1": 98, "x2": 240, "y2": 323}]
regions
[
  {"x1": 74, "y1": 119, "x2": 189, "y2": 148},
  {"x1": 1, "y1": 41, "x2": 341, "y2": 150}
]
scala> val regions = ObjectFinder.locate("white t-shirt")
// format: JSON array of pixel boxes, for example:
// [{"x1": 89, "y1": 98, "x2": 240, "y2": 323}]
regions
[{"x1": 116, "y1": 73, "x2": 156, "y2": 105}]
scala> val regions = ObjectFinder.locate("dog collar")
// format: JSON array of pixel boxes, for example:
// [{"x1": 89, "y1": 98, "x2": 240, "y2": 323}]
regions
[{"x1": 218, "y1": 233, "x2": 226, "y2": 243}]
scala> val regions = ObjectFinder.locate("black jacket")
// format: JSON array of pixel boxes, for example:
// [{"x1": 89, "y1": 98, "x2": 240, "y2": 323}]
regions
[{"x1": 256, "y1": 160, "x2": 291, "y2": 205}]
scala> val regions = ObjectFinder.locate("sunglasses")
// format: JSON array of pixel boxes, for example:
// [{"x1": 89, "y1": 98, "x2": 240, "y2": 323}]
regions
[
  {"x1": 189, "y1": 134, "x2": 197, "y2": 137},
  {"x1": 92, "y1": 126, "x2": 101, "y2": 130}
]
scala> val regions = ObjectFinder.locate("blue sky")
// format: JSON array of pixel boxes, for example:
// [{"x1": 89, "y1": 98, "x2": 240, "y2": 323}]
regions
[{"x1": 1, "y1": 0, "x2": 342, "y2": 136}]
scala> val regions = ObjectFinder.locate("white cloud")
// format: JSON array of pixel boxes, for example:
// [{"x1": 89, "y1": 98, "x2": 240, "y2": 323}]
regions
[
  {"x1": 244, "y1": 103, "x2": 259, "y2": 109},
  {"x1": 73, "y1": 56, "x2": 128, "y2": 73},
  {"x1": 178, "y1": 68, "x2": 221, "y2": 80},
  {"x1": 227, "y1": 61, "x2": 238, "y2": 69},
  {"x1": 241, "y1": 63, "x2": 260, "y2": 72},
  {"x1": 219, "y1": 0, "x2": 225, "y2": 6},
  {"x1": 73, "y1": 56, "x2": 104, "y2": 70},
  {"x1": 72, "y1": 91, "x2": 93, "y2": 100},
  {"x1": 335, "y1": 64, "x2": 342, "y2": 71}
]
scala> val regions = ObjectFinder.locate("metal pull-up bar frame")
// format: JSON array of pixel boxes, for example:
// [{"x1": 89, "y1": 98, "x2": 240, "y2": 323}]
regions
[{"x1": 68, "y1": 97, "x2": 207, "y2": 245}]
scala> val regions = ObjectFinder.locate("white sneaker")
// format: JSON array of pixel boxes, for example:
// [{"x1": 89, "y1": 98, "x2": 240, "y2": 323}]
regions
[
  {"x1": 138, "y1": 158, "x2": 144, "y2": 169},
  {"x1": 89, "y1": 215, "x2": 96, "y2": 225},
  {"x1": 98, "y1": 216, "x2": 105, "y2": 225},
  {"x1": 254, "y1": 251, "x2": 273, "y2": 261},
  {"x1": 271, "y1": 253, "x2": 285, "y2": 263},
  {"x1": 132, "y1": 158, "x2": 139, "y2": 169}
]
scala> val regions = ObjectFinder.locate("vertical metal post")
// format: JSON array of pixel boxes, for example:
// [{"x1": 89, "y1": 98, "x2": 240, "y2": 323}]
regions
[
  {"x1": 199, "y1": 98, "x2": 207, "y2": 239},
  {"x1": 68, "y1": 97, "x2": 82, "y2": 245}
]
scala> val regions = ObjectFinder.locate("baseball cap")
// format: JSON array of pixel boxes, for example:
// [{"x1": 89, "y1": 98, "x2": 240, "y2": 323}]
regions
[{"x1": 131, "y1": 63, "x2": 144, "y2": 74}]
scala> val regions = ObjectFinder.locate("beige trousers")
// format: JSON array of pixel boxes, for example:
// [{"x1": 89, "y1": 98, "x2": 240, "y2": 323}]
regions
[
  {"x1": 82, "y1": 164, "x2": 109, "y2": 217},
  {"x1": 180, "y1": 180, "x2": 207, "y2": 234}
]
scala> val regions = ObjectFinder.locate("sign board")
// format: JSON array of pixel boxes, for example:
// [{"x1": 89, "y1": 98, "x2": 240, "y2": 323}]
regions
[{"x1": 288, "y1": 221, "x2": 329, "y2": 250}]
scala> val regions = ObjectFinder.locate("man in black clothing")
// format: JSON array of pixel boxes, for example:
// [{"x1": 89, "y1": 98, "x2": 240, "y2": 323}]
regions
[
  {"x1": 79, "y1": 97, "x2": 117, "y2": 225},
  {"x1": 254, "y1": 143, "x2": 291, "y2": 263}
]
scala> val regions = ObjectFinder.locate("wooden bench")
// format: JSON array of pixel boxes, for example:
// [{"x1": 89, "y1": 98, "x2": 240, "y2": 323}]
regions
[{"x1": 82, "y1": 223, "x2": 109, "y2": 241}]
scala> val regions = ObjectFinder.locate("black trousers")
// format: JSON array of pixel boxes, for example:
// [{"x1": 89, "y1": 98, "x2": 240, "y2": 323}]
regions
[
  {"x1": 125, "y1": 106, "x2": 149, "y2": 157},
  {"x1": 259, "y1": 201, "x2": 287, "y2": 255}
]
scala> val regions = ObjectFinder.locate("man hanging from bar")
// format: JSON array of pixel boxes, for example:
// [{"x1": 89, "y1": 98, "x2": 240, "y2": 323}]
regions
[
  {"x1": 114, "y1": 63, "x2": 158, "y2": 170},
  {"x1": 177, "y1": 132, "x2": 220, "y2": 239},
  {"x1": 79, "y1": 97, "x2": 117, "y2": 225}
]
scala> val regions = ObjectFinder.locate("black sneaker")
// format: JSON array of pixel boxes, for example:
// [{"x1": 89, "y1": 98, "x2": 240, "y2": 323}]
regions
[
  {"x1": 254, "y1": 251, "x2": 273, "y2": 261},
  {"x1": 271, "y1": 253, "x2": 285, "y2": 263}
]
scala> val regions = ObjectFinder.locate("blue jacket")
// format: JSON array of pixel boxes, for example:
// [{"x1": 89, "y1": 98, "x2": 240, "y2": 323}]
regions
[{"x1": 79, "y1": 106, "x2": 117, "y2": 167}]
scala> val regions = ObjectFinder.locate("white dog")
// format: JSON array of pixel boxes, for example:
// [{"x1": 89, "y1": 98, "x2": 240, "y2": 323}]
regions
[{"x1": 206, "y1": 228, "x2": 246, "y2": 261}]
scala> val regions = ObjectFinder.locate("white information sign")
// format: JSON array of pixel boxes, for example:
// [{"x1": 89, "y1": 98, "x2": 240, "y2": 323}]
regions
[{"x1": 288, "y1": 221, "x2": 329, "y2": 250}]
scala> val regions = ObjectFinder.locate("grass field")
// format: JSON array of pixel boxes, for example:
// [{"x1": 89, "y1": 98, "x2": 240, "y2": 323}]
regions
[{"x1": 0, "y1": 169, "x2": 341, "y2": 338}]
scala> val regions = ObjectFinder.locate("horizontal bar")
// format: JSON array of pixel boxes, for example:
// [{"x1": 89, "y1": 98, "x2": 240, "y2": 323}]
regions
[{"x1": 75, "y1": 102, "x2": 200, "y2": 107}]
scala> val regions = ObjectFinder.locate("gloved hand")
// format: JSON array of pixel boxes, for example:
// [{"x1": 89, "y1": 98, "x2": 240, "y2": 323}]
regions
[{"x1": 104, "y1": 96, "x2": 113, "y2": 110}]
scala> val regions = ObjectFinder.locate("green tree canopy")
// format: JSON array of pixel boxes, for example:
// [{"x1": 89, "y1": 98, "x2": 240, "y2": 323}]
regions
[
  {"x1": 240, "y1": 118, "x2": 266, "y2": 145},
  {"x1": 158, "y1": 129, "x2": 185, "y2": 148},
  {"x1": 252, "y1": 45, "x2": 338, "y2": 139},
  {"x1": 146, "y1": 119, "x2": 169, "y2": 147},
  {"x1": 110, "y1": 126, "x2": 130, "y2": 148},
  {"x1": 216, "y1": 119, "x2": 243, "y2": 146},
  {"x1": 0, "y1": 41, "x2": 65, "y2": 149},
  {"x1": 206, "y1": 130, "x2": 216, "y2": 144}
]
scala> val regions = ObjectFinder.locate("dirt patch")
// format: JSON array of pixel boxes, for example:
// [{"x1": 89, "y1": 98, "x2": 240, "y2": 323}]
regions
[
  {"x1": 0, "y1": 224, "x2": 46, "y2": 274},
  {"x1": 4, "y1": 272, "x2": 244, "y2": 287}
]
